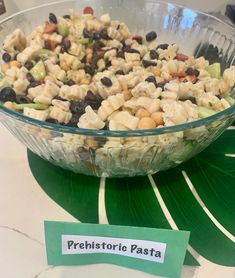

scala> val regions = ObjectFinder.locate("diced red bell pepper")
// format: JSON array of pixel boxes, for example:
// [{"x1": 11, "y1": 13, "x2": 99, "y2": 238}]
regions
[
  {"x1": 44, "y1": 21, "x2": 57, "y2": 33},
  {"x1": 171, "y1": 71, "x2": 187, "y2": 78},
  {"x1": 175, "y1": 53, "x2": 189, "y2": 61},
  {"x1": 83, "y1": 6, "x2": 94, "y2": 15},
  {"x1": 132, "y1": 35, "x2": 143, "y2": 44},
  {"x1": 46, "y1": 39, "x2": 57, "y2": 51}
]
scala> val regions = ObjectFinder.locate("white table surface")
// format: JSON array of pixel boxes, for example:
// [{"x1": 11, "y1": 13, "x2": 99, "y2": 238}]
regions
[{"x1": 0, "y1": 124, "x2": 234, "y2": 278}]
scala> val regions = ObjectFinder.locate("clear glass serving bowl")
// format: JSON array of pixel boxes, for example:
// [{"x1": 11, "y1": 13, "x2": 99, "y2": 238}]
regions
[{"x1": 0, "y1": 0, "x2": 234, "y2": 177}]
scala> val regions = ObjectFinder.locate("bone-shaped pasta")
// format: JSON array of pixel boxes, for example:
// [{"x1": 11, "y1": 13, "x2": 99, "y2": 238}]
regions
[
  {"x1": 59, "y1": 84, "x2": 89, "y2": 100},
  {"x1": 223, "y1": 66, "x2": 235, "y2": 87},
  {"x1": 49, "y1": 106, "x2": 72, "y2": 124},
  {"x1": 124, "y1": 96, "x2": 160, "y2": 114},
  {"x1": 131, "y1": 81, "x2": 161, "y2": 98},
  {"x1": 34, "y1": 80, "x2": 60, "y2": 104},
  {"x1": 98, "y1": 93, "x2": 125, "y2": 121},
  {"x1": 78, "y1": 106, "x2": 105, "y2": 129},
  {"x1": 108, "y1": 111, "x2": 139, "y2": 130},
  {"x1": 3, "y1": 29, "x2": 26, "y2": 55},
  {"x1": 23, "y1": 107, "x2": 49, "y2": 121}
]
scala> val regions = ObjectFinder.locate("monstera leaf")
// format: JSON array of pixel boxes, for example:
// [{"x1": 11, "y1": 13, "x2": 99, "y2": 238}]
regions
[{"x1": 28, "y1": 128, "x2": 235, "y2": 267}]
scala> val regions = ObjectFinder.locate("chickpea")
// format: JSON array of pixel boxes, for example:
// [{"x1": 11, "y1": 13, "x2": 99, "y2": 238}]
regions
[
  {"x1": 60, "y1": 61, "x2": 69, "y2": 71},
  {"x1": 85, "y1": 137, "x2": 99, "y2": 148},
  {"x1": 123, "y1": 89, "x2": 132, "y2": 101},
  {"x1": 80, "y1": 78, "x2": 90, "y2": 85},
  {"x1": 9, "y1": 60, "x2": 21, "y2": 68},
  {"x1": 118, "y1": 77, "x2": 128, "y2": 90},
  {"x1": 1, "y1": 63, "x2": 10, "y2": 73},
  {"x1": 150, "y1": 67, "x2": 160, "y2": 76},
  {"x1": 85, "y1": 48, "x2": 92, "y2": 55},
  {"x1": 151, "y1": 112, "x2": 164, "y2": 126},
  {"x1": 137, "y1": 117, "x2": 156, "y2": 129},
  {"x1": 132, "y1": 61, "x2": 140, "y2": 67},
  {"x1": 135, "y1": 108, "x2": 151, "y2": 119},
  {"x1": 219, "y1": 80, "x2": 229, "y2": 94},
  {"x1": 86, "y1": 53, "x2": 92, "y2": 64},
  {"x1": 3, "y1": 101, "x2": 14, "y2": 110},
  {"x1": 156, "y1": 76, "x2": 165, "y2": 83}
]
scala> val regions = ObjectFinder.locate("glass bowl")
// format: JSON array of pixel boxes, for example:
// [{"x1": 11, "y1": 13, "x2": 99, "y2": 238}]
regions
[{"x1": 0, "y1": 0, "x2": 234, "y2": 177}]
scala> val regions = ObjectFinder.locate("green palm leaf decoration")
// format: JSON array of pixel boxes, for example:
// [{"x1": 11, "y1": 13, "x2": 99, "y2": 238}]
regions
[{"x1": 28, "y1": 128, "x2": 235, "y2": 267}]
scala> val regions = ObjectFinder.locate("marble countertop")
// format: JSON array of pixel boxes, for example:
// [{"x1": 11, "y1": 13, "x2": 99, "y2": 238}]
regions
[{"x1": 0, "y1": 125, "x2": 234, "y2": 278}]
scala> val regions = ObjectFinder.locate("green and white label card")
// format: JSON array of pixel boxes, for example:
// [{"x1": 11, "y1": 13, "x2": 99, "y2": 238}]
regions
[{"x1": 44, "y1": 221, "x2": 190, "y2": 278}]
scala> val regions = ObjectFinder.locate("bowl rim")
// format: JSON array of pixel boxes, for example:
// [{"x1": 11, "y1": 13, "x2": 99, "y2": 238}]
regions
[{"x1": 0, "y1": 0, "x2": 235, "y2": 137}]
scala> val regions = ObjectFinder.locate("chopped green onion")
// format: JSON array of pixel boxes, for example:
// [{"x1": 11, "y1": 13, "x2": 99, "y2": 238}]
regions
[
  {"x1": 76, "y1": 37, "x2": 93, "y2": 45},
  {"x1": 13, "y1": 103, "x2": 49, "y2": 110},
  {"x1": 205, "y1": 63, "x2": 221, "y2": 79},
  {"x1": 221, "y1": 92, "x2": 235, "y2": 105},
  {"x1": 197, "y1": 106, "x2": 217, "y2": 118}
]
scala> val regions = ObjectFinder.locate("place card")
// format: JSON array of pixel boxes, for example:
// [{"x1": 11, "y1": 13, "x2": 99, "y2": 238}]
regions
[{"x1": 44, "y1": 221, "x2": 190, "y2": 278}]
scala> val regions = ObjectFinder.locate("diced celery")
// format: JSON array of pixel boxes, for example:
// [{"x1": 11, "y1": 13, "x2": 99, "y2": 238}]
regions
[
  {"x1": 30, "y1": 60, "x2": 46, "y2": 81},
  {"x1": 37, "y1": 49, "x2": 53, "y2": 60},
  {"x1": 221, "y1": 92, "x2": 235, "y2": 105},
  {"x1": 76, "y1": 37, "x2": 93, "y2": 45},
  {"x1": 206, "y1": 63, "x2": 221, "y2": 79},
  {"x1": 198, "y1": 106, "x2": 217, "y2": 118},
  {"x1": 14, "y1": 103, "x2": 48, "y2": 110},
  {"x1": 0, "y1": 73, "x2": 4, "y2": 80},
  {"x1": 58, "y1": 21, "x2": 69, "y2": 37},
  {"x1": 0, "y1": 81, "x2": 11, "y2": 90}
]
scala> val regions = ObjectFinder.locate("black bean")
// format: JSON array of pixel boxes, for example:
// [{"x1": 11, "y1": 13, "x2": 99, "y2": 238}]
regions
[
  {"x1": 34, "y1": 57, "x2": 41, "y2": 63},
  {"x1": 81, "y1": 56, "x2": 87, "y2": 64},
  {"x1": 145, "y1": 76, "x2": 157, "y2": 84},
  {"x1": 124, "y1": 48, "x2": 140, "y2": 54},
  {"x1": 83, "y1": 28, "x2": 94, "y2": 39},
  {"x1": 149, "y1": 49, "x2": 159, "y2": 60},
  {"x1": 105, "y1": 59, "x2": 112, "y2": 68},
  {"x1": 2, "y1": 52, "x2": 11, "y2": 62},
  {"x1": 156, "y1": 81, "x2": 168, "y2": 90},
  {"x1": 24, "y1": 61, "x2": 34, "y2": 70},
  {"x1": 15, "y1": 95, "x2": 31, "y2": 104},
  {"x1": 30, "y1": 80, "x2": 41, "y2": 87},
  {"x1": 132, "y1": 36, "x2": 143, "y2": 44},
  {"x1": 85, "y1": 91, "x2": 103, "y2": 110},
  {"x1": 61, "y1": 39, "x2": 71, "y2": 52},
  {"x1": 142, "y1": 60, "x2": 157, "y2": 68},
  {"x1": 101, "y1": 77, "x2": 112, "y2": 87},
  {"x1": 115, "y1": 70, "x2": 125, "y2": 75},
  {"x1": 117, "y1": 51, "x2": 125, "y2": 59},
  {"x1": 66, "y1": 114, "x2": 81, "y2": 127},
  {"x1": 185, "y1": 67, "x2": 200, "y2": 77},
  {"x1": 102, "y1": 121, "x2": 109, "y2": 130},
  {"x1": 63, "y1": 14, "x2": 71, "y2": 19},
  {"x1": 49, "y1": 13, "x2": 57, "y2": 24},
  {"x1": 93, "y1": 40, "x2": 105, "y2": 51},
  {"x1": 70, "y1": 100, "x2": 86, "y2": 115},
  {"x1": 156, "y1": 44, "x2": 169, "y2": 50},
  {"x1": 0, "y1": 87, "x2": 16, "y2": 102},
  {"x1": 84, "y1": 64, "x2": 95, "y2": 76},
  {"x1": 26, "y1": 72, "x2": 35, "y2": 83},
  {"x1": 53, "y1": 95, "x2": 67, "y2": 101},
  {"x1": 67, "y1": 79, "x2": 76, "y2": 86},
  {"x1": 44, "y1": 40, "x2": 51, "y2": 50},
  {"x1": 122, "y1": 45, "x2": 131, "y2": 52},
  {"x1": 85, "y1": 91, "x2": 97, "y2": 101},
  {"x1": 91, "y1": 52, "x2": 100, "y2": 68},
  {"x1": 93, "y1": 32, "x2": 101, "y2": 40},
  {"x1": 100, "y1": 28, "x2": 111, "y2": 40},
  {"x1": 145, "y1": 31, "x2": 157, "y2": 42},
  {"x1": 188, "y1": 96, "x2": 197, "y2": 104},
  {"x1": 46, "y1": 119, "x2": 59, "y2": 124}
]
